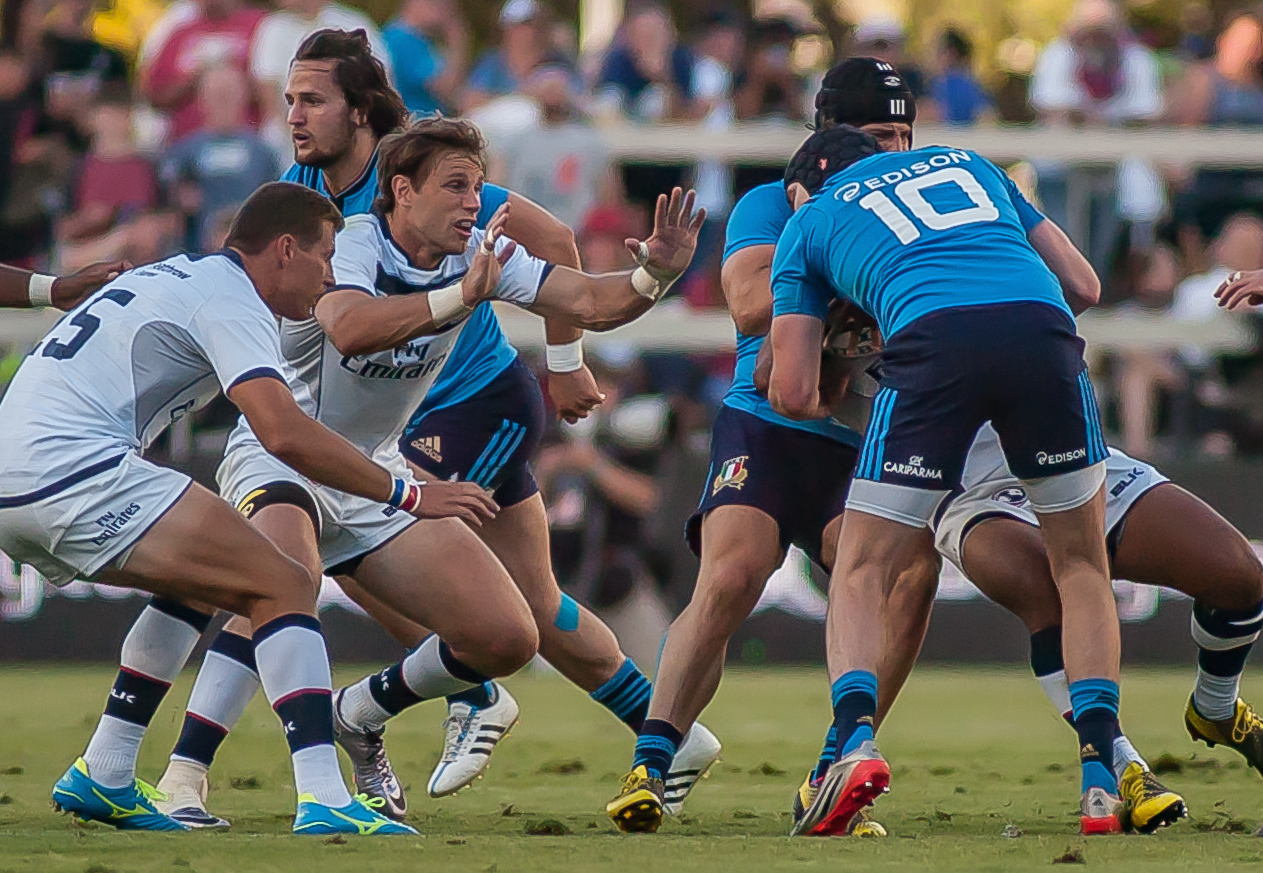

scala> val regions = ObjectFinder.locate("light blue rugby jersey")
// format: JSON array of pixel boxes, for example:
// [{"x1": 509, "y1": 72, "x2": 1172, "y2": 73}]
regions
[
  {"x1": 283, "y1": 154, "x2": 516, "y2": 414},
  {"x1": 721, "y1": 182, "x2": 861, "y2": 448},
  {"x1": 771, "y1": 146, "x2": 1058, "y2": 338}
]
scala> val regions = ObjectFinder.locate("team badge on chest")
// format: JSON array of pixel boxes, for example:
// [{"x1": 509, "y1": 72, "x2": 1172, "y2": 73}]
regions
[{"x1": 712, "y1": 455, "x2": 750, "y2": 495}]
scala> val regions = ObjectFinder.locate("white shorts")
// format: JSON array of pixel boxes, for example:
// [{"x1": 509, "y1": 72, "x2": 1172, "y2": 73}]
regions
[
  {"x1": 216, "y1": 440, "x2": 417, "y2": 574},
  {"x1": 0, "y1": 452, "x2": 192, "y2": 587},
  {"x1": 933, "y1": 448, "x2": 1169, "y2": 573}
]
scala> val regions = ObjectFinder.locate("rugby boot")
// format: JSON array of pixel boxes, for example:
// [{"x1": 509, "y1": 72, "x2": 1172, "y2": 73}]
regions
[
  {"x1": 791, "y1": 772, "x2": 886, "y2": 837},
  {"x1": 52, "y1": 758, "x2": 188, "y2": 831},
  {"x1": 427, "y1": 682, "x2": 519, "y2": 797},
  {"x1": 1118, "y1": 762, "x2": 1186, "y2": 833},
  {"x1": 292, "y1": 793, "x2": 417, "y2": 835},
  {"x1": 155, "y1": 760, "x2": 230, "y2": 828},
  {"x1": 333, "y1": 688, "x2": 407, "y2": 821},
  {"x1": 1185, "y1": 696, "x2": 1263, "y2": 776},
  {"x1": 790, "y1": 739, "x2": 890, "y2": 837},
  {"x1": 1081, "y1": 785, "x2": 1125, "y2": 835},
  {"x1": 663, "y1": 722, "x2": 722, "y2": 815},
  {"x1": 607, "y1": 765, "x2": 665, "y2": 833}
]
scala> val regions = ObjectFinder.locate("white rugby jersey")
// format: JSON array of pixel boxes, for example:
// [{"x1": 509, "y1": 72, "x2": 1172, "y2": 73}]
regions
[
  {"x1": 227, "y1": 212, "x2": 550, "y2": 461},
  {"x1": 0, "y1": 251, "x2": 287, "y2": 501}
]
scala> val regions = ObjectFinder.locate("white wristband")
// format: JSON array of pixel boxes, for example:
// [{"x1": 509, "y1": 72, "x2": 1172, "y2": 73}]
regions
[
  {"x1": 28, "y1": 273, "x2": 55, "y2": 308},
  {"x1": 631, "y1": 266, "x2": 664, "y2": 301},
  {"x1": 428, "y1": 281, "x2": 472, "y2": 326},
  {"x1": 546, "y1": 338, "x2": 584, "y2": 373}
]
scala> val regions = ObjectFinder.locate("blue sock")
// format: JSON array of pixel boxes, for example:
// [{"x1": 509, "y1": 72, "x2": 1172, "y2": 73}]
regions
[
  {"x1": 447, "y1": 683, "x2": 495, "y2": 709},
  {"x1": 632, "y1": 718, "x2": 682, "y2": 780},
  {"x1": 1069, "y1": 678, "x2": 1120, "y2": 794},
  {"x1": 811, "y1": 726, "x2": 838, "y2": 782},
  {"x1": 830, "y1": 671, "x2": 878, "y2": 758},
  {"x1": 590, "y1": 659, "x2": 652, "y2": 733}
]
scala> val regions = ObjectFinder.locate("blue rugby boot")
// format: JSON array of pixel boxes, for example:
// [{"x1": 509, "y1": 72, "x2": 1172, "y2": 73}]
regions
[
  {"x1": 292, "y1": 793, "x2": 418, "y2": 835},
  {"x1": 52, "y1": 758, "x2": 188, "y2": 831}
]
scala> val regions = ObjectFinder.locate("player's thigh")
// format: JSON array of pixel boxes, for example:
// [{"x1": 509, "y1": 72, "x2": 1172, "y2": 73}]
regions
[
  {"x1": 961, "y1": 517, "x2": 1062, "y2": 633},
  {"x1": 1113, "y1": 482, "x2": 1263, "y2": 610},
  {"x1": 832, "y1": 508, "x2": 930, "y2": 588},
  {"x1": 475, "y1": 492, "x2": 561, "y2": 616},
  {"x1": 334, "y1": 574, "x2": 432, "y2": 648},
  {"x1": 1031, "y1": 487, "x2": 1109, "y2": 584},
  {"x1": 100, "y1": 483, "x2": 315, "y2": 615},
  {"x1": 692, "y1": 505, "x2": 785, "y2": 620},
  {"x1": 353, "y1": 517, "x2": 535, "y2": 645}
]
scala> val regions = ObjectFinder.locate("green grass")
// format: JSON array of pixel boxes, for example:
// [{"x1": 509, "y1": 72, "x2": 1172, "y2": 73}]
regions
[{"x1": 2, "y1": 665, "x2": 1263, "y2": 871}]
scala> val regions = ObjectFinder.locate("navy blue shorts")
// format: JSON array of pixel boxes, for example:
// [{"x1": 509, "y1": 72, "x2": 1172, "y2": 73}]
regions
[
  {"x1": 856, "y1": 302, "x2": 1108, "y2": 491},
  {"x1": 686, "y1": 405, "x2": 859, "y2": 567},
  {"x1": 399, "y1": 357, "x2": 545, "y2": 508}
]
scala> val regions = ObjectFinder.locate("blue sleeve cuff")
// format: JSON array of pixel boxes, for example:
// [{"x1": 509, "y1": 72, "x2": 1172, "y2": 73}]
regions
[{"x1": 228, "y1": 367, "x2": 286, "y2": 391}]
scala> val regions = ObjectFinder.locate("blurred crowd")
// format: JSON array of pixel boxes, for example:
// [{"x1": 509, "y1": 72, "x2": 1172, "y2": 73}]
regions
[{"x1": 7, "y1": 0, "x2": 1263, "y2": 465}]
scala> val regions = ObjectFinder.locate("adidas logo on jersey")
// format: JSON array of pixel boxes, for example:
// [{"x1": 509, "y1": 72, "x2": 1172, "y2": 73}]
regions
[
  {"x1": 411, "y1": 436, "x2": 442, "y2": 463},
  {"x1": 1036, "y1": 448, "x2": 1087, "y2": 466},
  {"x1": 883, "y1": 455, "x2": 943, "y2": 480}
]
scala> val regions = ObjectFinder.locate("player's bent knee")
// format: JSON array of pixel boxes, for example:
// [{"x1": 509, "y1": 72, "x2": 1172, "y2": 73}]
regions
[
  {"x1": 1022, "y1": 462, "x2": 1105, "y2": 514},
  {"x1": 453, "y1": 620, "x2": 539, "y2": 677},
  {"x1": 695, "y1": 559, "x2": 771, "y2": 631}
]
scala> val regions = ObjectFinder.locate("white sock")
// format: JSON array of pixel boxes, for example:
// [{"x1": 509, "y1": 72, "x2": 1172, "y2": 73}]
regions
[
  {"x1": 1112, "y1": 734, "x2": 1147, "y2": 782},
  {"x1": 1037, "y1": 668, "x2": 1072, "y2": 721},
  {"x1": 401, "y1": 635, "x2": 483, "y2": 699},
  {"x1": 1193, "y1": 668, "x2": 1240, "y2": 721},
  {"x1": 337, "y1": 678, "x2": 392, "y2": 734},
  {"x1": 171, "y1": 646, "x2": 261, "y2": 765},
  {"x1": 254, "y1": 617, "x2": 351, "y2": 808},
  {"x1": 339, "y1": 636, "x2": 482, "y2": 733},
  {"x1": 82, "y1": 602, "x2": 205, "y2": 789},
  {"x1": 83, "y1": 717, "x2": 147, "y2": 789}
]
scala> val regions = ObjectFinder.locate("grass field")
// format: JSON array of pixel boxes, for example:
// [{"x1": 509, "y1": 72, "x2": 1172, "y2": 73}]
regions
[{"x1": 4, "y1": 666, "x2": 1263, "y2": 872}]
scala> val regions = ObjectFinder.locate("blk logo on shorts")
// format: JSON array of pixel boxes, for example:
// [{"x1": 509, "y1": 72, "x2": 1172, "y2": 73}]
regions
[
  {"x1": 1110, "y1": 467, "x2": 1145, "y2": 498},
  {"x1": 411, "y1": 435, "x2": 442, "y2": 463},
  {"x1": 712, "y1": 456, "x2": 750, "y2": 495}
]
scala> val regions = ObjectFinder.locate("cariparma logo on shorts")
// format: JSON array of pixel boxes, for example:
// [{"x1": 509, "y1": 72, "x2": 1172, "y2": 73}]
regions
[{"x1": 712, "y1": 455, "x2": 749, "y2": 495}]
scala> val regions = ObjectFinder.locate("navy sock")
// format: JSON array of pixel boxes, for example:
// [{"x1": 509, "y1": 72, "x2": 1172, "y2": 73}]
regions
[
  {"x1": 590, "y1": 659, "x2": 652, "y2": 733},
  {"x1": 632, "y1": 718, "x2": 683, "y2": 780},
  {"x1": 1069, "y1": 678, "x2": 1120, "y2": 794},
  {"x1": 811, "y1": 726, "x2": 838, "y2": 782},
  {"x1": 367, "y1": 662, "x2": 423, "y2": 717},
  {"x1": 1192, "y1": 598, "x2": 1263, "y2": 720},
  {"x1": 830, "y1": 671, "x2": 878, "y2": 758},
  {"x1": 447, "y1": 683, "x2": 496, "y2": 709},
  {"x1": 172, "y1": 631, "x2": 258, "y2": 767}
]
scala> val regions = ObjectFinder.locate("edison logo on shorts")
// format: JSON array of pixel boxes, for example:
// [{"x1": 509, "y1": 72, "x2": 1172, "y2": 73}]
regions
[
  {"x1": 90, "y1": 503, "x2": 143, "y2": 546},
  {"x1": 712, "y1": 456, "x2": 749, "y2": 495},
  {"x1": 411, "y1": 435, "x2": 442, "y2": 463},
  {"x1": 883, "y1": 455, "x2": 942, "y2": 480},
  {"x1": 1036, "y1": 448, "x2": 1087, "y2": 466}
]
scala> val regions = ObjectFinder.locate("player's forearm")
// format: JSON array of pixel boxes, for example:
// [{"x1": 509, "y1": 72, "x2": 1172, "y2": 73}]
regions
[
  {"x1": 531, "y1": 268, "x2": 655, "y2": 332},
  {"x1": 0, "y1": 264, "x2": 40, "y2": 308},
  {"x1": 1028, "y1": 220, "x2": 1100, "y2": 315},
  {"x1": 260, "y1": 415, "x2": 395, "y2": 504},
  {"x1": 318, "y1": 296, "x2": 442, "y2": 357},
  {"x1": 768, "y1": 314, "x2": 826, "y2": 420}
]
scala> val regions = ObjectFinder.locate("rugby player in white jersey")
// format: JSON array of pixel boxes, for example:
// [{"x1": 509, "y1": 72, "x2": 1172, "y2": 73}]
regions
[{"x1": 0, "y1": 182, "x2": 479, "y2": 835}]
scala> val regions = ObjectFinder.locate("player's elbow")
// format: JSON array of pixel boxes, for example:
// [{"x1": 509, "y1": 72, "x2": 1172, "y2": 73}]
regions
[
  {"x1": 254, "y1": 423, "x2": 304, "y2": 466},
  {"x1": 731, "y1": 301, "x2": 772, "y2": 337},
  {"x1": 325, "y1": 321, "x2": 384, "y2": 358},
  {"x1": 769, "y1": 381, "x2": 815, "y2": 420}
]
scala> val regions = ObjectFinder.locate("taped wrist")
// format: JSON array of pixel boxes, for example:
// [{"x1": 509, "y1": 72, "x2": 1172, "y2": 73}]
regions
[
  {"x1": 546, "y1": 338, "x2": 584, "y2": 373},
  {"x1": 429, "y1": 282, "x2": 472, "y2": 326},
  {"x1": 28, "y1": 273, "x2": 55, "y2": 308}
]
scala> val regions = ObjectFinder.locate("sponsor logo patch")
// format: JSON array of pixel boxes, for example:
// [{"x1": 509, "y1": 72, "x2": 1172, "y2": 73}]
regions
[
  {"x1": 712, "y1": 455, "x2": 750, "y2": 495},
  {"x1": 411, "y1": 435, "x2": 443, "y2": 463},
  {"x1": 1036, "y1": 448, "x2": 1087, "y2": 466},
  {"x1": 90, "y1": 503, "x2": 143, "y2": 547},
  {"x1": 883, "y1": 455, "x2": 943, "y2": 480},
  {"x1": 1110, "y1": 467, "x2": 1146, "y2": 498},
  {"x1": 994, "y1": 487, "x2": 1028, "y2": 507}
]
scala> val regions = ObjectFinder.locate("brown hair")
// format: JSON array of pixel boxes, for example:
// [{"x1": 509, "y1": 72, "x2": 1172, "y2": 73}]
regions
[
  {"x1": 224, "y1": 182, "x2": 345, "y2": 254},
  {"x1": 375, "y1": 115, "x2": 488, "y2": 213},
  {"x1": 294, "y1": 28, "x2": 408, "y2": 139}
]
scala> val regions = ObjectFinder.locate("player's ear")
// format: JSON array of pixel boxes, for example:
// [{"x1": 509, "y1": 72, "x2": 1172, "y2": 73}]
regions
[
  {"x1": 275, "y1": 233, "x2": 297, "y2": 265},
  {"x1": 391, "y1": 174, "x2": 415, "y2": 210}
]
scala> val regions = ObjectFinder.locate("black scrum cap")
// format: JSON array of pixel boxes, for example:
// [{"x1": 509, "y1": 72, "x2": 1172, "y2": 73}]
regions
[{"x1": 814, "y1": 56, "x2": 916, "y2": 130}]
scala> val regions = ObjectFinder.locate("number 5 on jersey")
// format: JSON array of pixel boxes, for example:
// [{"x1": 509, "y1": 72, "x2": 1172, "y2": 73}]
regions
[
  {"x1": 40, "y1": 288, "x2": 136, "y2": 360},
  {"x1": 858, "y1": 167, "x2": 999, "y2": 245}
]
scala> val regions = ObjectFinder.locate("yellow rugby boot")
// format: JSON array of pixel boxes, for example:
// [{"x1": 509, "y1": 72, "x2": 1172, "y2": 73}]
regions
[
  {"x1": 606, "y1": 766, "x2": 664, "y2": 833},
  {"x1": 1185, "y1": 696, "x2": 1263, "y2": 776},
  {"x1": 1118, "y1": 762, "x2": 1186, "y2": 833}
]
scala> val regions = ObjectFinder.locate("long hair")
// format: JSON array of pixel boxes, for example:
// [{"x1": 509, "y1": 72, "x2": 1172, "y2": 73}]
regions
[{"x1": 294, "y1": 28, "x2": 408, "y2": 139}]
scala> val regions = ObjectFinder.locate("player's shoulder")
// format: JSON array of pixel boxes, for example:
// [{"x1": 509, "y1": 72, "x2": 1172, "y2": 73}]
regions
[
  {"x1": 338, "y1": 212, "x2": 387, "y2": 247},
  {"x1": 725, "y1": 182, "x2": 792, "y2": 258}
]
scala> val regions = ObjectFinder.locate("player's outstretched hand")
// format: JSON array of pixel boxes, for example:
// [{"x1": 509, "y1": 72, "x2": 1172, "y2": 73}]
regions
[
  {"x1": 626, "y1": 187, "x2": 706, "y2": 285},
  {"x1": 549, "y1": 364, "x2": 606, "y2": 423},
  {"x1": 412, "y1": 480, "x2": 499, "y2": 526},
  {"x1": 463, "y1": 202, "x2": 518, "y2": 308},
  {"x1": 1215, "y1": 270, "x2": 1263, "y2": 311},
  {"x1": 52, "y1": 259, "x2": 131, "y2": 311}
]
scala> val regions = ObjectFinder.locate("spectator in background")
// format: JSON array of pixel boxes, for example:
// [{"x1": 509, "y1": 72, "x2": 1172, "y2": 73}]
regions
[
  {"x1": 930, "y1": 28, "x2": 993, "y2": 125},
  {"x1": 161, "y1": 65, "x2": 276, "y2": 250},
  {"x1": 734, "y1": 18, "x2": 804, "y2": 121},
  {"x1": 383, "y1": 0, "x2": 469, "y2": 116},
  {"x1": 595, "y1": 2, "x2": 695, "y2": 122},
  {"x1": 1178, "y1": 3, "x2": 1217, "y2": 62},
  {"x1": 850, "y1": 16, "x2": 927, "y2": 99},
  {"x1": 249, "y1": 0, "x2": 392, "y2": 156},
  {"x1": 38, "y1": 0, "x2": 130, "y2": 149},
  {"x1": 139, "y1": 0, "x2": 263, "y2": 141},
  {"x1": 54, "y1": 83, "x2": 173, "y2": 271},
  {"x1": 462, "y1": 0, "x2": 553, "y2": 112},
  {"x1": 497, "y1": 66, "x2": 610, "y2": 228}
]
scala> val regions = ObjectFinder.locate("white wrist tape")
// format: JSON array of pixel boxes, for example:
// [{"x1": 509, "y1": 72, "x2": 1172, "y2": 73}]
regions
[
  {"x1": 28, "y1": 273, "x2": 55, "y2": 308},
  {"x1": 546, "y1": 338, "x2": 584, "y2": 373},
  {"x1": 629, "y1": 240, "x2": 675, "y2": 302},
  {"x1": 429, "y1": 281, "x2": 472, "y2": 326}
]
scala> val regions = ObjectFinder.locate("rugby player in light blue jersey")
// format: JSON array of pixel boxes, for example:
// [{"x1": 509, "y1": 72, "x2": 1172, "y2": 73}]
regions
[
  {"x1": 149, "y1": 28, "x2": 717, "y2": 828},
  {"x1": 768, "y1": 126, "x2": 1121, "y2": 835}
]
